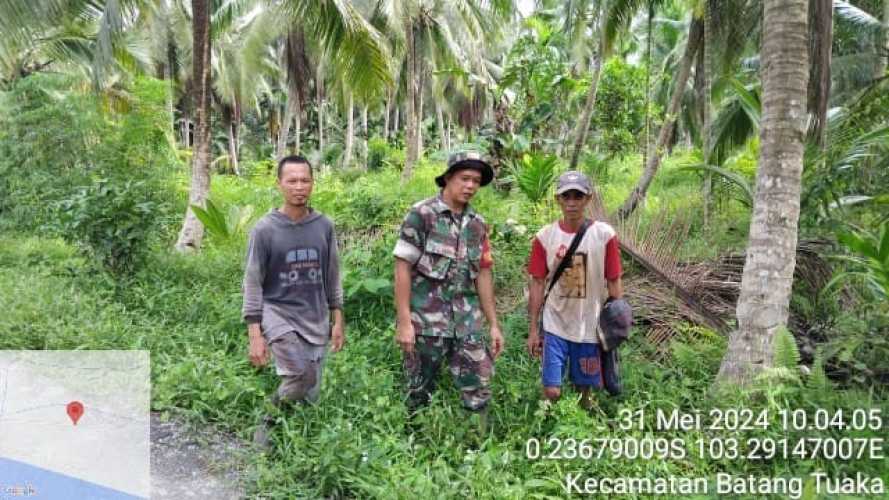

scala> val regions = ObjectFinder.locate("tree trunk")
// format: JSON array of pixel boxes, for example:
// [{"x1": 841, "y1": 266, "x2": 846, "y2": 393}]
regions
[
  {"x1": 277, "y1": 92, "x2": 294, "y2": 159},
  {"x1": 807, "y1": 0, "x2": 832, "y2": 147},
  {"x1": 181, "y1": 112, "x2": 191, "y2": 148},
  {"x1": 384, "y1": 90, "x2": 391, "y2": 140},
  {"x1": 294, "y1": 105, "x2": 301, "y2": 154},
  {"x1": 175, "y1": 0, "x2": 212, "y2": 252},
  {"x1": 876, "y1": 0, "x2": 889, "y2": 78},
  {"x1": 403, "y1": 20, "x2": 419, "y2": 180},
  {"x1": 343, "y1": 92, "x2": 354, "y2": 168},
  {"x1": 164, "y1": 63, "x2": 175, "y2": 139},
  {"x1": 269, "y1": 104, "x2": 280, "y2": 146},
  {"x1": 417, "y1": 74, "x2": 424, "y2": 158},
  {"x1": 701, "y1": 2, "x2": 712, "y2": 227},
  {"x1": 164, "y1": 34, "x2": 178, "y2": 141},
  {"x1": 435, "y1": 99, "x2": 448, "y2": 151},
  {"x1": 228, "y1": 117, "x2": 240, "y2": 176},
  {"x1": 716, "y1": 0, "x2": 809, "y2": 386},
  {"x1": 643, "y1": 1, "x2": 654, "y2": 168},
  {"x1": 436, "y1": 102, "x2": 446, "y2": 152},
  {"x1": 317, "y1": 64, "x2": 325, "y2": 155},
  {"x1": 616, "y1": 18, "x2": 704, "y2": 219},
  {"x1": 556, "y1": 123, "x2": 571, "y2": 157},
  {"x1": 569, "y1": 52, "x2": 604, "y2": 169},
  {"x1": 446, "y1": 113, "x2": 451, "y2": 151},
  {"x1": 393, "y1": 106, "x2": 400, "y2": 137},
  {"x1": 318, "y1": 101, "x2": 325, "y2": 154},
  {"x1": 362, "y1": 105, "x2": 368, "y2": 168},
  {"x1": 279, "y1": 28, "x2": 309, "y2": 158}
]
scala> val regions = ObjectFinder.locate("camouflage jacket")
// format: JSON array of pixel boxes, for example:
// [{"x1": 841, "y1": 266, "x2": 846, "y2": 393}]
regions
[{"x1": 393, "y1": 195, "x2": 490, "y2": 338}]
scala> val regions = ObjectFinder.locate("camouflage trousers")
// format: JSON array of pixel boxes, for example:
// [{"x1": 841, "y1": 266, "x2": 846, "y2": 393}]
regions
[{"x1": 404, "y1": 333, "x2": 493, "y2": 411}]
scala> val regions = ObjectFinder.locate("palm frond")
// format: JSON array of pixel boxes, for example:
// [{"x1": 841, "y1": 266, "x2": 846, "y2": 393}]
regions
[
  {"x1": 93, "y1": 0, "x2": 125, "y2": 84},
  {"x1": 706, "y1": 78, "x2": 761, "y2": 164},
  {"x1": 0, "y1": 0, "x2": 72, "y2": 45},
  {"x1": 677, "y1": 163, "x2": 754, "y2": 206},
  {"x1": 708, "y1": 0, "x2": 761, "y2": 75},
  {"x1": 605, "y1": 0, "x2": 672, "y2": 53},
  {"x1": 283, "y1": 0, "x2": 392, "y2": 102},
  {"x1": 833, "y1": 0, "x2": 883, "y2": 31},
  {"x1": 604, "y1": 0, "x2": 647, "y2": 51},
  {"x1": 830, "y1": 52, "x2": 883, "y2": 103},
  {"x1": 450, "y1": 0, "x2": 486, "y2": 40}
]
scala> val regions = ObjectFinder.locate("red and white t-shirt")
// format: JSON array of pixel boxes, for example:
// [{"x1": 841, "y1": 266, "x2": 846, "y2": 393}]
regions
[{"x1": 527, "y1": 219, "x2": 622, "y2": 343}]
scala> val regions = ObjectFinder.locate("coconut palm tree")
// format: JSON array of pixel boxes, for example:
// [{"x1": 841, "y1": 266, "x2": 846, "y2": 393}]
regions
[
  {"x1": 716, "y1": 0, "x2": 809, "y2": 385},
  {"x1": 566, "y1": 0, "x2": 607, "y2": 170},
  {"x1": 137, "y1": 0, "x2": 192, "y2": 137},
  {"x1": 275, "y1": 27, "x2": 312, "y2": 158},
  {"x1": 608, "y1": 0, "x2": 775, "y2": 218},
  {"x1": 175, "y1": 0, "x2": 212, "y2": 251},
  {"x1": 380, "y1": 0, "x2": 513, "y2": 180},
  {"x1": 212, "y1": 3, "x2": 278, "y2": 174},
  {"x1": 616, "y1": 14, "x2": 703, "y2": 218}
]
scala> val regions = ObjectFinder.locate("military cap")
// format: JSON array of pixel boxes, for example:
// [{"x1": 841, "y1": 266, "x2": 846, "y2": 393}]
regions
[{"x1": 435, "y1": 150, "x2": 494, "y2": 188}]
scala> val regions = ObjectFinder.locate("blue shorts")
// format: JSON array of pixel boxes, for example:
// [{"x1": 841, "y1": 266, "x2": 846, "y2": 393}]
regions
[{"x1": 541, "y1": 332, "x2": 603, "y2": 388}]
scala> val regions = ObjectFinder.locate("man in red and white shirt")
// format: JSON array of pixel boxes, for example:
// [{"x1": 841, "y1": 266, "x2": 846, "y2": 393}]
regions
[{"x1": 526, "y1": 171, "x2": 623, "y2": 409}]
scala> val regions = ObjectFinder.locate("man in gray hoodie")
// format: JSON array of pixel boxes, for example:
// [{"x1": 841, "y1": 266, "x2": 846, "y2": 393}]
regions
[{"x1": 242, "y1": 155, "x2": 344, "y2": 446}]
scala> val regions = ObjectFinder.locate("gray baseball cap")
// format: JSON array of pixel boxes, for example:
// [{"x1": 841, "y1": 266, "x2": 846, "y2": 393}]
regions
[
  {"x1": 435, "y1": 150, "x2": 494, "y2": 188},
  {"x1": 556, "y1": 170, "x2": 592, "y2": 195}
]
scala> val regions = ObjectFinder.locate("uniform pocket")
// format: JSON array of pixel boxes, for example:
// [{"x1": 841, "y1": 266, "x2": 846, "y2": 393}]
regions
[
  {"x1": 465, "y1": 221, "x2": 485, "y2": 279},
  {"x1": 415, "y1": 239, "x2": 456, "y2": 280}
]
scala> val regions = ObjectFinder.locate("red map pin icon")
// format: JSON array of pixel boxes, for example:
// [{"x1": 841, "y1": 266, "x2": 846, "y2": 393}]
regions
[{"x1": 66, "y1": 401, "x2": 84, "y2": 425}]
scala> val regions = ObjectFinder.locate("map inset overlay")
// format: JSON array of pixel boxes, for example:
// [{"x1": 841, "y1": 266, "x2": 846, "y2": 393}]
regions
[{"x1": 0, "y1": 351, "x2": 150, "y2": 499}]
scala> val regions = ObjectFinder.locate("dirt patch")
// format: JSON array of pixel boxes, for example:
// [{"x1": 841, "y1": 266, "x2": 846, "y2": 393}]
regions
[{"x1": 150, "y1": 411, "x2": 248, "y2": 499}]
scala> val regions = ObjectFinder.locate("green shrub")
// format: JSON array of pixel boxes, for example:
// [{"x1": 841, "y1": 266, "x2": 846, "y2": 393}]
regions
[
  {"x1": 59, "y1": 178, "x2": 161, "y2": 274},
  {"x1": 0, "y1": 74, "x2": 177, "y2": 239},
  {"x1": 384, "y1": 146, "x2": 406, "y2": 171},
  {"x1": 0, "y1": 74, "x2": 104, "y2": 230},
  {"x1": 241, "y1": 158, "x2": 276, "y2": 178},
  {"x1": 367, "y1": 136, "x2": 390, "y2": 171},
  {"x1": 322, "y1": 143, "x2": 343, "y2": 166}
]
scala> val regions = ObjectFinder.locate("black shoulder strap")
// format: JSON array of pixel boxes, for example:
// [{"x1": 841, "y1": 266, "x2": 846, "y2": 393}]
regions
[{"x1": 543, "y1": 219, "x2": 590, "y2": 303}]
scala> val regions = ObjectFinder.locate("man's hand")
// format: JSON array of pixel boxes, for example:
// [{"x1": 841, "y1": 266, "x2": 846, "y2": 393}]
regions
[
  {"x1": 248, "y1": 328, "x2": 269, "y2": 367},
  {"x1": 330, "y1": 308, "x2": 345, "y2": 353},
  {"x1": 527, "y1": 277, "x2": 545, "y2": 359},
  {"x1": 527, "y1": 326, "x2": 542, "y2": 358},
  {"x1": 395, "y1": 320, "x2": 416, "y2": 354},
  {"x1": 330, "y1": 320, "x2": 345, "y2": 353},
  {"x1": 489, "y1": 324, "x2": 504, "y2": 359}
]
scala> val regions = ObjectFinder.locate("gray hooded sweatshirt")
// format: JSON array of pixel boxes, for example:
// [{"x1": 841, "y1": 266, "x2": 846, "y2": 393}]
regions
[{"x1": 242, "y1": 208, "x2": 343, "y2": 345}]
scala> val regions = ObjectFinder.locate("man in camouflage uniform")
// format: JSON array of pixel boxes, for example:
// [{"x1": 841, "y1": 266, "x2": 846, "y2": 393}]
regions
[{"x1": 393, "y1": 151, "x2": 504, "y2": 417}]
